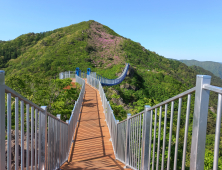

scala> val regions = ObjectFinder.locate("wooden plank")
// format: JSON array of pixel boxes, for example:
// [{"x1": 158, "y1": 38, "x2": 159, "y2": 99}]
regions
[{"x1": 61, "y1": 83, "x2": 130, "y2": 170}]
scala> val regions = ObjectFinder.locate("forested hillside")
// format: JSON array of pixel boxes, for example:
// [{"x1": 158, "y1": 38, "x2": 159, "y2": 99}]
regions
[
  {"x1": 1, "y1": 20, "x2": 221, "y2": 169},
  {"x1": 190, "y1": 65, "x2": 222, "y2": 86},
  {"x1": 180, "y1": 59, "x2": 222, "y2": 79}
]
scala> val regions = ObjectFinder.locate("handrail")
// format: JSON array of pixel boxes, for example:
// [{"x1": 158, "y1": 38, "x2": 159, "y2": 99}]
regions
[
  {"x1": 123, "y1": 87, "x2": 197, "y2": 120},
  {"x1": 203, "y1": 84, "x2": 222, "y2": 94},
  {"x1": 0, "y1": 71, "x2": 85, "y2": 170},
  {"x1": 4, "y1": 85, "x2": 45, "y2": 112},
  {"x1": 88, "y1": 73, "x2": 222, "y2": 170},
  {"x1": 59, "y1": 71, "x2": 76, "y2": 79},
  {"x1": 67, "y1": 74, "x2": 85, "y2": 164},
  {"x1": 59, "y1": 70, "x2": 87, "y2": 79},
  {"x1": 96, "y1": 63, "x2": 130, "y2": 86},
  {"x1": 59, "y1": 63, "x2": 129, "y2": 86}
]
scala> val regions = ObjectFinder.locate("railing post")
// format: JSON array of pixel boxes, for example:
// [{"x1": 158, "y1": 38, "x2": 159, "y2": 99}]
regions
[
  {"x1": 125, "y1": 113, "x2": 131, "y2": 168},
  {"x1": 141, "y1": 105, "x2": 151, "y2": 170},
  {"x1": 41, "y1": 106, "x2": 47, "y2": 170},
  {"x1": 190, "y1": 75, "x2": 211, "y2": 170},
  {"x1": 0, "y1": 70, "x2": 5, "y2": 170},
  {"x1": 115, "y1": 120, "x2": 119, "y2": 157},
  {"x1": 57, "y1": 114, "x2": 61, "y2": 167}
]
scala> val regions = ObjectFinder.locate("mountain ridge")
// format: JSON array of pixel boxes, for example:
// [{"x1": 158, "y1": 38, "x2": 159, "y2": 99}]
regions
[
  {"x1": 180, "y1": 59, "x2": 222, "y2": 79},
  {"x1": 1, "y1": 20, "x2": 221, "y2": 113},
  {"x1": 1, "y1": 20, "x2": 222, "y2": 169}
]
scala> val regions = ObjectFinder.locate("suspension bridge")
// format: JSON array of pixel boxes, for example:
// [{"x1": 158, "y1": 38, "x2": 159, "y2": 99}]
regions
[{"x1": 0, "y1": 63, "x2": 222, "y2": 170}]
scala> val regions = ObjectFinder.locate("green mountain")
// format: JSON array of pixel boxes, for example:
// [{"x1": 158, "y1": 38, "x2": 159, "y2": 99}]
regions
[
  {"x1": 1, "y1": 20, "x2": 222, "y2": 169},
  {"x1": 190, "y1": 65, "x2": 222, "y2": 87},
  {"x1": 180, "y1": 59, "x2": 222, "y2": 79}
]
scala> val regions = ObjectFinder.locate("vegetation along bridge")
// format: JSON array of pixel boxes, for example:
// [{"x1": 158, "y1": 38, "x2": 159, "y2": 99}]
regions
[{"x1": 0, "y1": 63, "x2": 222, "y2": 170}]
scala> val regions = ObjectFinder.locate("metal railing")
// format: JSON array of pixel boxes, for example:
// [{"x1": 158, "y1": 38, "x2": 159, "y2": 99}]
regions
[
  {"x1": 59, "y1": 71, "x2": 76, "y2": 79},
  {"x1": 59, "y1": 63, "x2": 129, "y2": 86},
  {"x1": 90, "y1": 72, "x2": 97, "y2": 78},
  {"x1": 59, "y1": 71, "x2": 87, "y2": 79},
  {"x1": 79, "y1": 71, "x2": 87, "y2": 79},
  {"x1": 88, "y1": 74, "x2": 222, "y2": 170},
  {"x1": 0, "y1": 71, "x2": 85, "y2": 170},
  {"x1": 116, "y1": 87, "x2": 196, "y2": 170},
  {"x1": 96, "y1": 63, "x2": 130, "y2": 86},
  {"x1": 67, "y1": 74, "x2": 85, "y2": 162}
]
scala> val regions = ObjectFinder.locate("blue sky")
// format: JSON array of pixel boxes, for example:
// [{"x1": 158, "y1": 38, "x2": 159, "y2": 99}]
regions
[{"x1": 1, "y1": 0, "x2": 221, "y2": 62}]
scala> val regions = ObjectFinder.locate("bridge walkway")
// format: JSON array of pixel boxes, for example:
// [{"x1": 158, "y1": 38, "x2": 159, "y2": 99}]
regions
[{"x1": 61, "y1": 82, "x2": 129, "y2": 170}]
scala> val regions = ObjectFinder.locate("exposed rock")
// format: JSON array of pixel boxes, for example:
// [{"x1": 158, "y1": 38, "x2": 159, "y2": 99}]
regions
[
  {"x1": 106, "y1": 87, "x2": 124, "y2": 106},
  {"x1": 111, "y1": 97, "x2": 124, "y2": 106},
  {"x1": 105, "y1": 87, "x2": 119, "y2": 98},
  {"x1": 120, "y1": 83, "x2": 137, "y2": 91},
  {"x1": 127, "y1": 65, "x2": 134, "y2": 78},
  {"x1": 105, "y1": 87, "x2": 132, "y2": 111},
  {"x1": 120, "y1": 83, "x2": 129, "y2": 89},
  {"x1": 116, "y1": 65, "x2": 134, "y2": 78},
  {"x1": 142, "y1": 47, "x2": 146, "y2": 52},
  {"x1": 210, "y1": 106, "x2": 215, "y2": 113},
  {"x1": 130, "y1": 85, "x2": 137, "y2": 91},
  {"x1": 116, "y1": 72, "x2": 122, "y2": 77}
]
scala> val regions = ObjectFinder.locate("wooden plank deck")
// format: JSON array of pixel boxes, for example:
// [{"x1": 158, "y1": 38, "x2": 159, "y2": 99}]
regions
[{"x1": 61, "y1": 83, "x2": 129, "y2": 170}]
